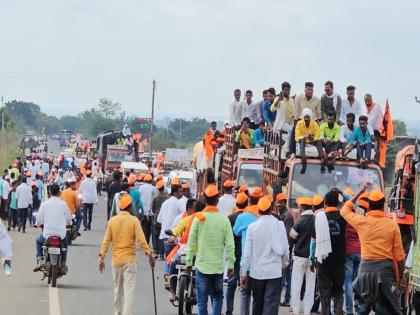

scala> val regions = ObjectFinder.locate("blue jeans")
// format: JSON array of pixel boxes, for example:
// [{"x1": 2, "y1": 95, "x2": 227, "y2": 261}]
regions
[
  {"x1": 356, "y1": 142, "x2": 372, "y2": 160},
  {"x1": 196, "y1": 270, "x2": 224, "y2": 315},
  {"x1": 36, "y1": 234, "x2": 68, "y2": 264},
  {"x1": 75, "y1": 211, "x2": 82, "y2": 231},
  {"x1": 163, "y1": 238, "x2": 172, "y2": 274},
  {"x1": 344, "y1": 253, "x2": 361, "y2": 314},
  {"x1": 225, "y1": 266, "x2": 239, "y2": 315}
]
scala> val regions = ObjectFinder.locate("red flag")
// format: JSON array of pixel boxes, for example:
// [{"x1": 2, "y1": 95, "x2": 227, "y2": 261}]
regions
[{"x1": 379, "y1": 99, "x2": 394, "y2": 167}]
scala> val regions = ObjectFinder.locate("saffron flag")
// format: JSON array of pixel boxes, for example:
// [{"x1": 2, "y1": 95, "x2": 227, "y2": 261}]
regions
[{"x1": 379, "y1": 99, "x2": 394, "y2": 168}]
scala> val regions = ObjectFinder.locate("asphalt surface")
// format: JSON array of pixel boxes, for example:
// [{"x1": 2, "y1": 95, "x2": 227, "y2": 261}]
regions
[{"x1": 0, "y1": 140, "x2": 289, "y2": 315}]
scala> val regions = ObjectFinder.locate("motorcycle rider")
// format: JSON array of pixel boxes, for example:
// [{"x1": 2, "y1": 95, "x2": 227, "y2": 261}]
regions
[
  {"x1": 61, "y1": 180, "x2": 82, "y2": 234},
  {"x1": 33, "y1": 184, "x2": 72, "y2": 273}
]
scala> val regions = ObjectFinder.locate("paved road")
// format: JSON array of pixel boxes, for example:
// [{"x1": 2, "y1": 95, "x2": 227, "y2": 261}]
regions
[{"x1": 0, "y1": 140, "x2": 289, "y2": 314}]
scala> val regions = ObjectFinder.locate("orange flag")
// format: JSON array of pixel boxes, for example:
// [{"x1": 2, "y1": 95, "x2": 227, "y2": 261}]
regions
[{"x1": 379, "y1": 99, "x2": 394, "y2": 168}]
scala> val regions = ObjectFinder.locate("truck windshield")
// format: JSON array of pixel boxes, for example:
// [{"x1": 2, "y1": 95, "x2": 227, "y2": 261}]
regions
[
  {"x1": 290, "y1": 163, "x2": 381, "y2": 208},
  {"x1": 238, "y1": 163, "x2": 263, "y2": 188},
  {"x1": 107, "y1": 151, "x2": 127, "y2": 164}
]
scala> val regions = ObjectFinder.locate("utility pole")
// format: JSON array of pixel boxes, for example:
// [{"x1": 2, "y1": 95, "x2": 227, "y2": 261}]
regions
[
  {"x1": 1, "y1": 95, "x2": 4, "y2": 153},
  {"x1": 415, "y1": 96, "x2": 420, "y2": 104},
  {"x1": 179, "y1": 119, "x2": 182, "y2": 148},
  {"x1": 149, "y1": 80, "x2": 156, "y2": 163}
]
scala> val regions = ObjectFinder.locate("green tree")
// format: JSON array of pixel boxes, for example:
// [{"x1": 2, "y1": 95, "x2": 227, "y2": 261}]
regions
[{"x1": 97, "y1": 98, "x2": 121, "y2": 118}]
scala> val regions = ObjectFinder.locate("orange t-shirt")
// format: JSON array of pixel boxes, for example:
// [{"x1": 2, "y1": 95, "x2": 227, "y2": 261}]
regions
[
  {"x1": 340, "y1": 201, "x2": 405, "y2": 261},
  {"x1": 61, "y1": 188, "x2": 79, "y2": 213}
]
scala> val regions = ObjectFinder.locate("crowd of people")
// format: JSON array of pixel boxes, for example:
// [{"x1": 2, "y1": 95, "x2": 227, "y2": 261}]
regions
[{"x1": 227, "y1": 82, "x2": 388, "y2": 170}]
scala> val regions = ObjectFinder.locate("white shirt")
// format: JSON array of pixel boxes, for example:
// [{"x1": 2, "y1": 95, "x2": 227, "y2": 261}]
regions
[
  {"x1": 36, "y1": 197, "x2": 72, "y2": 239},
  {"x1": 340, "y1": 124, "x2": 374, "y2": 143},
  {"x1": 2, "y1": 181, "x2": 11, "y2": 201},
  {"x1": 139, "y1": 183, "x2": 158, "y2": 215},
  {"x1": 367, "y1": 104, "x2": 383, "y2": 131},
  {"x1": 229, "y1": 99, "x2": 241, "y2": 126},
  {"x1": 241, "y1": 215, "x2": 289, "y2": 280},
  {"x1": 178, "y1": 196, "x2": 188, "y2": 214},
  {"x1": 78, "y1": 178, "x2": 98, "y2": 204},
  {"x1": 340, "y1": 98, "x2": 365, "y2": 124},
  {"x1": 217, "y1": 194, "x2": 236, "y2": 217},
  {"x1": 236, "y1": 100, "x2": 255, "y2": 123},
  {"x1": 16, "y1": 183, "x2": 33, "y2": 209},
  {"x1": 157, "y1": 196, "x2": 183, "y2": 239}
]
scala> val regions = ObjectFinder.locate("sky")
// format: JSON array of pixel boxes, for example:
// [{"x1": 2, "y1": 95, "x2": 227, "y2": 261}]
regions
[{"x1": 0, "y1": 0, "x2": 419, "y2": 121}]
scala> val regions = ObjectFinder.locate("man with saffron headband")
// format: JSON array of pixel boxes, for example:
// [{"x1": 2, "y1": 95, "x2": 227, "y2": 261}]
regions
[
  {"x1": 340, "y1": 183, "x2": 405, "y2": 315},
  {"x1": 186, "y1": 184, "x2": 235, "y2": 315},
  {"x1": 233, "y1": 186, "x2": 263, "y2": 315},
  {"x1": 225, "y1": 192, "x2": 248, "y2": 315},
  {"x1": 99, "y1": 194, "x2": 155, "y2": 315},
  {"x1": 241, "y1": 196, "x2": 289, "y2": 314},
  {"x1": 218, "y1": 180, "x2": 236, "y2": 217},
  {"x1": 235, "y1": 118, "x2": 254, "y2": 149}
]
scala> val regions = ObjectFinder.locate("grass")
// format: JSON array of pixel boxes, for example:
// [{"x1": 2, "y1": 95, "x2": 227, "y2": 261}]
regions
[{"x1": 0, "y1": 133, "x2": 22, "y2": 170}]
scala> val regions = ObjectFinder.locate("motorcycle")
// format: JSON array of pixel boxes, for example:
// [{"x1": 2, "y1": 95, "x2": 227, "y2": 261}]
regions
[
  {"x1": 41, "y1": 235, "x2": 67, "y2": 287},
  {"x1": 66, "y1": 214, "x2": 78, "y2": 246},
  {"x1": 165, "y1": 230, "x2": 197, "y2": 315}
]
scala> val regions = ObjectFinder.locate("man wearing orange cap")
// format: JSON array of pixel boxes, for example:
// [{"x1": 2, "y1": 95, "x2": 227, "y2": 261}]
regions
[
  {"x1": 138, "y1": 173, "x2": 158, "y2": 244},
  {"x1": 99, "y1": 194, "x2": 155, "y2": 315},
  {"x1": 218, "y1": 180, "x2": 236, "y2": 217},
  {"x1": 341, "y1": 184, "x2": 405, "y2": 315},
  {"x1": 78, "y1": 170, "x2": 98, "y2": 231},
  {"x1": 186, "y1": 184, "x2": 235, "y2": 315},
  {"x1": 289, "y1": 196, "x2": 315, "y2": 315},
  {"x1": 233, "y1": 186, "x2": 263, "y2": 314},
  {"x1": 225, "y1": 192, "x2": 248, "y2": 315},
  {"x1": 151, "y1": 180, "x2": 169, "y2": 259},
  {"x1": 241, "y1": 196, "x2": 289, "y2": 314}
]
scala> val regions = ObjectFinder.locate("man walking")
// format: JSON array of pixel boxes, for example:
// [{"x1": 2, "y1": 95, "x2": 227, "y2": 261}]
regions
[
  {"x1": 241, "y1": 196, "x2": 289, "y2": 315},
  {"x1": 99, "y1": 194, "x2": 155, "y2": 315},
  {"x1": 16, "y1": 177, "x2": 33, "y2": 233},
  {"x1": 79, "y1": 170, "x2": 98, "y2": 231},
  {"x1": 217, "y1": 180, "x2": 236, "y2": 217},
  {"x1": 151, "y1": 180, "x2": 169, "y2": 259},
  {"x1": 186, "y1": 184, "x2": 235, "y2": 315},
  {"x1": 139, "y1": 174, "x2": 157, "y2": 244}
]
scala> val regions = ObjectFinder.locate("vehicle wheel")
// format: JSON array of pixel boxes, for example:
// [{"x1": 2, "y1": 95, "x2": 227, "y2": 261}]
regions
[
  {"x1": 67, "y1": 233, "x2": 72, "y2": 246},
  {"x1": 51, "y1": 265, "x2": 58, "y2": 287},
  {"x1": 47, "y1": 267, "x2": 52, "y2": 284},
  {"x1": 178, "y1": 276, "x2": 188, "y2": 315},
  {"x1": 186, "y1": 276, "x2": 194, "y2": 314}
]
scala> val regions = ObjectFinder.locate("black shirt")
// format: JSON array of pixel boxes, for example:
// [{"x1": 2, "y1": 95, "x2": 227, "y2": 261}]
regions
[
  {"x1": 107, "y1": 181, "x2": 122, "y2": 201},
  {"x1": 291, "y1": 211, "x2": 314, "y2": 258},
  {"x1": 229, "y1": 210, "x2": 243, "y2": 270}
]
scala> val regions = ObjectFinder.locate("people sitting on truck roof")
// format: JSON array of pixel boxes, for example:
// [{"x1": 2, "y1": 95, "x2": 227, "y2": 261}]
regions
[
  {"x1": 347, "y1": 116, "x2": 373, "y2": 167},
  {"x1": 235, "y1": 118, "x2": 254, "y2": 149},
  {"x1": 339, "y1": 113, "x2": 356, "y2": 157},
  {"x1": 294, "y1": 108, "x2": 324, "y2": 174},
  {"x1": 262, "y1": 87, "x2": 277, "y2": 128},
  {"x1": 294, "y1": 82, "x2": 322, "y2": 122},
  {"x1": 253, "y1": 121, "x2": 266, "y2": 148},
  {"x1": 320, "y1": 81, "x2": 342, "y2": 124},
  {"x1": 320, "y1": 111, "x2": 341, "y2": 171}
]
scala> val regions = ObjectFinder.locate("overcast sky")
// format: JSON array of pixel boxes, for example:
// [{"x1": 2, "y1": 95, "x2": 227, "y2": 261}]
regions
[{"x1": 0, "y1": 0, "x2": 419, "y2": 121}]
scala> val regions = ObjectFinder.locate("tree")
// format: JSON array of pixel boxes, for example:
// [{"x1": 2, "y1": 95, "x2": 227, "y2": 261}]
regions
[{"x1": 97, "y1": 98, "x2": 121, "y2": 118}]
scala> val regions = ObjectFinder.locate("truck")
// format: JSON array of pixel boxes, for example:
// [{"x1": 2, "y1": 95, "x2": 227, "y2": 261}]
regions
[
  {"x1": 196, "y1": 126, "x2": 264, "y2": 196},
  {"x1": 262, "y1": 130, "x2": 385, "y2": 213},
  {"x1": 59, "y1": 130, "x2": 71, "y2": 147}
]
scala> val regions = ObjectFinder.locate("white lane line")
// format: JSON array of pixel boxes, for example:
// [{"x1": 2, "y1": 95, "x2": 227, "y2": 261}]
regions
[{"x1": 49, "y1": 286, "x2": 62, "y2": 315}]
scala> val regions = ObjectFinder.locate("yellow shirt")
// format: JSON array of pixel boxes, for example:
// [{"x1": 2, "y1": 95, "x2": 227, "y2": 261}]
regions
[
  {"x1": 295, "y1": 120, "x2": 321, "y2": 143},
  {"x1": 60, "y1": 188, "x2": 79, "y2": 213},
  {"x1": 173, "y1": 215, "x2": 190, "y2": 237},
  {"x1": 99, "y1": 211, "x2": 152, "y2": 267}
]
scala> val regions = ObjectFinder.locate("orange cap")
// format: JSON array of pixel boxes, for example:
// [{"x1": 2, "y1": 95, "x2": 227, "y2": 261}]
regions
[
  {"x1": 236, "y1": 192, "x2": 248, "y2": 205},
  {"x1": 250, "y1": 187, "x2": 263, "y2": 198},
  {"x1": 223, "y1": 180, "x2": 235, "y2": 188},
  {"x1": 119, "y1": 194, "x2": 132, "y2": 210},
  {"x1": 238, "y1": 185, "x2": 248, "y2": 193},
  {"x1": 276, "y1": 193, "x2": 287, "y2": 201},
  {"x1": 368, "y1": 190, "x2": 385, "y2": 202},
  {"x1": 181, "y1": 183, "x2": 190, "y2": 189},
  {"x1": 144, "y1": 174, "x2": 153, "y2": 182},
  {"x1": 172, "y1": 177, "x2": 180, "y2": 185},
  {"x1": 85, "y1": 170, "x2": 92, "y2": 176},
  {"x1": 343, "y1": 188, "x2": 354, "y2": 196},
  {"x1": 312, "y1": 195, "x2": 324, "y2": 206},
  {"x1": 297, "y1": 196, "x2": 313, "y2": 206},
  {"x1": 204, "y1": 184, "x2": 219, "y2": 198},
  {"x1": 258, "y1": 196, "x2": 272, "y2": 212},
  {"x1": 156, "y1": 180, "x2": 164, "y2": 190}
]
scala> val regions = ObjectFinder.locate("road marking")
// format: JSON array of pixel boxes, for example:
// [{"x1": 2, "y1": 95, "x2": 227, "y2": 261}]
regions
[{"x1": 49, "y1": 286, "x2": 61, "y2": 315}]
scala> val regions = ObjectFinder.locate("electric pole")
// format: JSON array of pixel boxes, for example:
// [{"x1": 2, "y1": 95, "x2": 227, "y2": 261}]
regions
[
  {"x1": 179, "y1": 119, "x2": 182, "y2": 148},
  {"x1": 1, "y1": 95, "x2": 4, "y2": 153},
  {"x1": 149, "y1": 80, "x2": 156, "y2": 163},
  {"x1": 415, "y1": 96, "x2": 420, "y2": 104}
]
